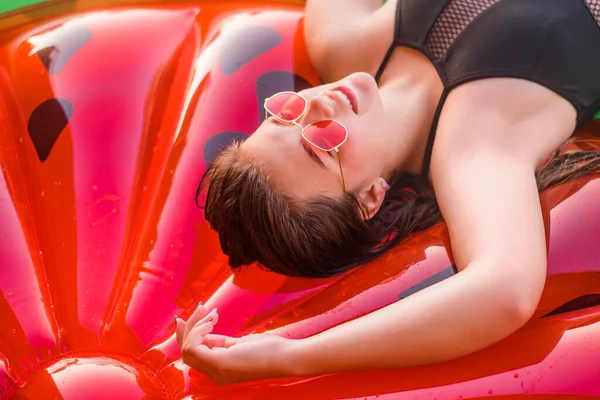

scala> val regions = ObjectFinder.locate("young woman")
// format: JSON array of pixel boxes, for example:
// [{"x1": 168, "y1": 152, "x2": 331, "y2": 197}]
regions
[{"x1": 176, "y1": 0, "x2": 600, "y2": 384}]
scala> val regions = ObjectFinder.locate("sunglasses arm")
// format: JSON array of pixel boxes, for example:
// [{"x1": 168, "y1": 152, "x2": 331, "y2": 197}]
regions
[{"x1": 334, "y1": 148, "x2": 347, "y2": 192}]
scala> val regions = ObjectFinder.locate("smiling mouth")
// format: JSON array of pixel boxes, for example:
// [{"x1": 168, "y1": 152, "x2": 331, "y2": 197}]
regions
[{"x1": 329, "y1": 86, "x2": 358, "y2": 114}]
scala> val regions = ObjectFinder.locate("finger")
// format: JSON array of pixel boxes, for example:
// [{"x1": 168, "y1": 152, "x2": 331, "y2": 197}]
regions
[
  {"x1": 191, "y1": 301, "x2": 207, "y2": 319},
  {"x1": 202, "y1": 334, "x2": 238, "y2": 349},
  {"x1": 189, "y1": 306, "x2": 218, "y2": 329},
  {"x1": 186, "y1": 320, "x2": 215, "y2": 346},
  {"x1": 187, "y1": 308, "x2": 218, "y2": 337},
  {"x1": 200, "y1": 308, "x2": 218, "y2": 324},
  {"x1": 175, "y1": 316, "x2": 185, "y2": 350},
  {"x1": 181, "y1": 341, "x2": 225, "y2": 376},
  {"x1": 184, "y1": 303, "x2": 209, "y2": 337}
]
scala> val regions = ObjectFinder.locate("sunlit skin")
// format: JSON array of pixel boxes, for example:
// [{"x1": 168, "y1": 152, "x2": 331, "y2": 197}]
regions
[
  {"x1": 242, "y1": 67, "x2": 442, "y2": 214},
  {"x1": 177, "y1": 0, "x2": 583, "y2": 385},
  {"x1": 242, "y1": 72, "x2": 400, "y2": 201}
]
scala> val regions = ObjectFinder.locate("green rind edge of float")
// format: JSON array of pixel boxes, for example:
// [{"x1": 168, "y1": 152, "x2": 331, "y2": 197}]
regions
[
  {"x1": 0, "y1": 0, "x2": 49, "y2": 14},
  {"x1": 1, "y1": 0, "x2": 48, "y2": 14},
  {"x1": 1, "y1": 0, "x2": 330, "y2": 15}
]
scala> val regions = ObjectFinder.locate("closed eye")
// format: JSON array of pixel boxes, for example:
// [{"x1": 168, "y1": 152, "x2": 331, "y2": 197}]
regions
[
  {"x1": 267, "y1": 116, "x2": 283, "y2": 125},
  {"x1": 301, "y1": 139, "x2": 326, "y2": 168},
  {"x1": 267, "y1": 117, "x2": 326, "y2": 168}
]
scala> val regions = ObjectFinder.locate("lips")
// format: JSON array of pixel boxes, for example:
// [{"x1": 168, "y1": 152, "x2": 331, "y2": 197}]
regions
[{"x1": 330, "y1": 86, "x2": 358, "y2": 113}]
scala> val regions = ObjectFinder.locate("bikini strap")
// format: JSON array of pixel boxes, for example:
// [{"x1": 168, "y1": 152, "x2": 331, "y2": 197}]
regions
[
  {"x1": 374, "y1": 0, "x2": 403, "y2": 83},
  {"x1": 421, "y1": 89, "x2": 449, "y2": 178}
]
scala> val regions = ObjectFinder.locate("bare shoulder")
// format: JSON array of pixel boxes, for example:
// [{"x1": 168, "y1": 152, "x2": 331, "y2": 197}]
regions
[
  {"x1": 429, "y1": 77, "x2": 578, "y2": 270},
  {"x1": 426, "y1": 79, "x2": 578, "y2": 299},
  {"x1": 304, "y1": 0, "x2": 397, "y2": 82},
  {"x1": 433, "y1": 78, "x2": 577, "y2": 172}
]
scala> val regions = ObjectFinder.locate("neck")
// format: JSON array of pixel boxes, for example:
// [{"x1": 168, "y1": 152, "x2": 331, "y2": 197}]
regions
[{"x1": 375, "y1": 48, "x2": 443, "y2": 179}]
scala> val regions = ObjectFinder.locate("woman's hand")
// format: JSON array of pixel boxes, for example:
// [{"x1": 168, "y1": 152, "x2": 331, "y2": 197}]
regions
[{"x1": 175, "y1": 305, "x2": 297, "y2": 385}]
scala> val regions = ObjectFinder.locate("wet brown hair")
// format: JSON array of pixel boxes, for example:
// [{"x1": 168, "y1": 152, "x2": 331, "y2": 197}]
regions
[{"x1": 198, "y1": 141, "x2": 600, "y2": 278}]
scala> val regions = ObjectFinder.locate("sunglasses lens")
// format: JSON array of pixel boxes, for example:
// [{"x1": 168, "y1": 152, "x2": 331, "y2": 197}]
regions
[
  {"x1": 265, "y1": 92, "x2": 306, "y2": 121},
  {"x1": 303, "y1": 120, "x2": 348, "y2": 151}
]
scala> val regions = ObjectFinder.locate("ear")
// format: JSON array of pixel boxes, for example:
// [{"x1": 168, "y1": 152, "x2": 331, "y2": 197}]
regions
[{"x1": 357, "y1": 177, "x2": 389, "y2": 220}]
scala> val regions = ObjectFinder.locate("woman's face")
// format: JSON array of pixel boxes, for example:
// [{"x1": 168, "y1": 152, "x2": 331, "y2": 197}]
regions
[{"x1": 241, "y1": 72, "x2": 392, "y2": 200}]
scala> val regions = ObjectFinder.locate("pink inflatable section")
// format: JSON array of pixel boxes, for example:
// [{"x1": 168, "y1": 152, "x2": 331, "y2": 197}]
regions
[{"x1": 0, "y1": 1, "x2": 600, "y2": 398}]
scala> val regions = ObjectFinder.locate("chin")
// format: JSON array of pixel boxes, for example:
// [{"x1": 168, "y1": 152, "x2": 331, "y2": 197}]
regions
[{"x1": 347, "y1": 71, "x2": 377, "y2": 92}]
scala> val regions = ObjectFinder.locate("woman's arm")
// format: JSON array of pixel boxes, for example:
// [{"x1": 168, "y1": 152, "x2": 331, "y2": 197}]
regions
[
  {"x1": 176, "y1": 81, "x2": 576, "y2": 384},
  {"x1": 283, "y1": 79, "x2": 578, "y2": 376},
  {"x1": 284, "y1": 77, "x2": 578, "y2": 376},
  {"x1": 175, "y1": 148, "x2": 549, "y2": 383},
  {"x1": 176, "y1": 148, "x2": 549, "y2": 383},
  {"x1": 305, "y1": 0, "x2": 383, "y2": 21},
  {"x1": 288, "y1": 150, "x2": 547, "y2": 375},
  {"x1": 304, "y1": 0, "x2": 396, "y2": 81}
]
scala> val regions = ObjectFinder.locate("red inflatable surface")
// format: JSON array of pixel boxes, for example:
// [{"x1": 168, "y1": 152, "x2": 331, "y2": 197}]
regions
[{"x1": 1, "y1": 1, "x2": 600, "y2": 398}]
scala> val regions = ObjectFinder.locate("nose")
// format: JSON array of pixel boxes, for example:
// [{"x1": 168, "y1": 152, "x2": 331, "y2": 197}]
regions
[{"x1": 300, "y1": 96, "x2": 335, "y2": 125}]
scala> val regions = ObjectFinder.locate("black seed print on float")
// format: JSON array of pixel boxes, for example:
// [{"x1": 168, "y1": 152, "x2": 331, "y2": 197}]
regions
[
  {"x1": 219, "y1": 26, "x2": 282, "y2": 75},
  {"x1": 28, "y1": 98, "x2": 74, "y2": 162},
  {"x1": 256, "y1": 71, "x2": 312, "y2": 123},
  {"x1": 203, "y1": 132, "x2": 248, "y2": 164}
]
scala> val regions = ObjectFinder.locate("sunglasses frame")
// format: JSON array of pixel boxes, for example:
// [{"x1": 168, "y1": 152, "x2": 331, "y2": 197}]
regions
[{"x1": 264, "y1": 91, "x2": 348, "y2": 192}]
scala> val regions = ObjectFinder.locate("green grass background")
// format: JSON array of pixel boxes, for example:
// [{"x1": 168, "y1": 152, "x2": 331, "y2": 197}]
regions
[{"x1": 0, "y1": 0, "x2": 48, "y2": 14}]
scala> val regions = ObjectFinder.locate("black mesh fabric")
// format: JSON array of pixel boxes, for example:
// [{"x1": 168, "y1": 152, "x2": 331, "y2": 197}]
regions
[
  {"x1": 585, "y1": 0, "x2": 600, "y2": 25},
  {"x1": 425, "y1": 0, "x2": 500, "y2": 60}
]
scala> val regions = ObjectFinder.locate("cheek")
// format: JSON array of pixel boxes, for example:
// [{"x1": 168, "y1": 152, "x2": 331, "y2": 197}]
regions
[
  {"x1": 343, "y1": 134, "x2": 377, "y2": 172},
  {"x1": 344, "y1": 122, "x2": 389, "y2": 173},
  {"x1": 350, "y1": 119, "x2": 386, "y2": 153}
]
